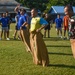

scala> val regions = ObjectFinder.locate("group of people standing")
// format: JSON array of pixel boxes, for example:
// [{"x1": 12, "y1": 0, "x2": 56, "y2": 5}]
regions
[
  {"x1": 0, "y1": 12, "x2": 11, "y2": 40},
  {"x1": 54, "y1": 4, "x2": 75, "y2": 58},
  {"x1": 0, "y1": 4, "x2": 75, "y2": 67},
  {"x1": 55, "y1": 14, "x2": 69, "y2": 39}
]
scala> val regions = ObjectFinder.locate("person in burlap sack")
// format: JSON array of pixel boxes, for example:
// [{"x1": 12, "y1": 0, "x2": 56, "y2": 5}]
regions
[{"x1": 30, "y1": 8, "x2": 49, "y2": 67}]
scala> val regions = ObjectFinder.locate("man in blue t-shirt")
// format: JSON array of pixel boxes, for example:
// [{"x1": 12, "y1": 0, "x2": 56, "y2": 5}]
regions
[
  {"x1": 6, "y1": 11, "x2": 12, "y2": 40},
  {"x1": 0, "y1": 13, "x2": 9, "y2": 40},
  {"x1": 18, "y1": 8, "x2": 31, "y2": 52},
  {"x1": 14, "y1": 6, "x2": 31, "y2": 53},
  {"x1": 55, "y1": 14, "x2": 63, "y2": 38}
]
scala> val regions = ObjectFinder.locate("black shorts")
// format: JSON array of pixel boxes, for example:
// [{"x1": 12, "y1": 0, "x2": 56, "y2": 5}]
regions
[
  {"x1": 15, "y1": 25, "x2": 19, "y2": 30},
  {"x1": 44, "y1": 25, "x2": 50, "y2": 30}
]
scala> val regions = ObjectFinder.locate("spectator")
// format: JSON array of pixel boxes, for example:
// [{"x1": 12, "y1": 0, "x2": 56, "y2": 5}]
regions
[
  {"x1": 63, "y1": 15, "x2": 69, "y2": 39},
  {"x1": 44, "y1": 13, "x2": 51, "y2": 38},
  {"x1": 6, "y1": 11, "x2": 12, "y2": 40},
  {"x1": 64, "y1": 4, "x2": 75, "y2": 58},
  {"x1": 0, "y1": 13, "x2": 9, "y2": 40},
  {"x1": 55, "y1": 14, "x2": 63, "y2": 38}
]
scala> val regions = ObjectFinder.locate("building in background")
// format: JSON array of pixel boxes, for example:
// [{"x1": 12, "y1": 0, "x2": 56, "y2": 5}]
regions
[
  {"x1": 0, "y1": 0, "x2": 30, "y2": 22},
  {"x1": 48, "y1": 6, "x2": 75, "y2": 23}
]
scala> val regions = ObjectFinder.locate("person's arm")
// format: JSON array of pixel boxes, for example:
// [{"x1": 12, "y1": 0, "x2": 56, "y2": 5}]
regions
[
  {"x1": 20, "y1": 22, "x2": 28, "y2": 30},
  {"x1": 0, "y1": 18, "x2": 2, "y2": 26},
  {"x1": 36, "y1": 25, "x2": 46, "y2": 32},
  {"x1": 60, "y1": 18, "x2": 63, "y2": 28},
  {"x1": 36, "y1": 18, "x2": 48, "y2": 32},
  {"x1": 20, "y1": 16, "x2": 28, "y2": 29},
  {"x1": 14, "y1": 4, "x2": 20, "y2": 13},
  {"x1": 62, "y1": 17, "x2": 65, "y2": 28},
  {"x1": 22, "y1": 22, "x2": 28, "y2": 27}
]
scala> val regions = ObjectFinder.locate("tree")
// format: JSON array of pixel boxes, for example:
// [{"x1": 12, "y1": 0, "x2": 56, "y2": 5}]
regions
[
  {"x1": 16, "y1": 0, "x2": 49, "y2": 12},
  {"x1": 46, "y1": 0, "x2": 75, "y2": 12},
  {"x1": 16, "y1": 0, "x2": 75, "y2": 12}
]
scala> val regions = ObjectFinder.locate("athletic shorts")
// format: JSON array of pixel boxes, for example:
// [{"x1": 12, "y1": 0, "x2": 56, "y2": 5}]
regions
[
  {"x1": 44, "y1": 25, "x2": 50, "y2": 30},
  {"x1": 2, "y1": 27, "x2": 8, "y2": 31},
  {"x1": 64, "y1": 26, "x2": 68, "y2": 31},
  {"x1": 56, "y1": 27, "x2": 62, "y2": 31},
  {"x1": 15, "y1": 25, "x2": 19, "y2": 30}
]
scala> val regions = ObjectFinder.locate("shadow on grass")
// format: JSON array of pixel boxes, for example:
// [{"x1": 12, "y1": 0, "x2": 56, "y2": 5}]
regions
[
  {"x1": 43, "y1": 37, "x2": 69, "y2": 41},
  {"x1": 48, "y1": 64, "x2": 75, "y2": 69},
  {"x1": 48, "y1": 52, "x2": 72, "y2": 56},
  {"x1": 47, "y1": 45, "x2": 71, "y2": 47}
]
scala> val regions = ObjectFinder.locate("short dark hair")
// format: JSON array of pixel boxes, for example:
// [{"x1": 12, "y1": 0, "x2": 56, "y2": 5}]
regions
[
  {"x1": 31, "y1": 8, "x2": 38, "y2": 12},
  {"x1": 57, "y1": 14, "x2": 60, "y2": 16},
  {"x1": 6, "y1": 11, "x2": 9, "y2": 13},
  {"x1": 20, "y1": 8, "x2": 26, "y2": 13}
]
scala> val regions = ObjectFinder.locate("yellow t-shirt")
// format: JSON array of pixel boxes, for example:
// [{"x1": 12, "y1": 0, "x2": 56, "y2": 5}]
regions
[{"x1": 30, "y1": 17, "x2": 41, "y2": 32}]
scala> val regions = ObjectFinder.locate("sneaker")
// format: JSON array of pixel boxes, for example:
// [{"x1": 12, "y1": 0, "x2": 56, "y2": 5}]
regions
[
  {"x1": 18, "y1": 36, "x2": 21, "y2": 40},
  {"x1": 6, "y1": 38, "x2": 10, "y2": 40},
  {"x1": 60, "y1": 36, "x2": 63, "y2": 38},
  {"x1": 63, "y1": 37, "x2": 67, "y2": 40},
  {"x1": 67, "y1": 37, "x2": 70, "y2": 40},
  {"x1": 13, "y1": 36, "x2": 16, "y2": 40}
]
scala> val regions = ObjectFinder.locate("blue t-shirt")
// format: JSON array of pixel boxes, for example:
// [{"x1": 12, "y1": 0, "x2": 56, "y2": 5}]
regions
[
  {"x1": 24, "y1": 13, "x2": 30, "y2": 24},
  {"x1": 0, "y1": 17, "x2": 8, "y2": 27},
  {"x1": 6, "y1": 16, "x2": 11, "y2": 24},
  {"x1": 30, "y1": 17, "x2": 48, "y2": 26},
  {"x1": 18, "y1": 15, "x2": 27, "y2": 29},
  {"x1": 40, "y1": 18, "x2": 48, "y2": 25},
  {"x1": 55, "y1": 18, "x2": 62, "y2": 28}
]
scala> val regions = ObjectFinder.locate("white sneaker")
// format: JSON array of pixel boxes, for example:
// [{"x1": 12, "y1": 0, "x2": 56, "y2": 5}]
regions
[
  {"x1": 60, "y1": 36, "x2": 63, "y2": 38},
  {"x1": 67, "y1": 37, "x2": 70, "y2": 40},
  {"x1": 6, "y1": 38, "x2": 10, "y2": 40}
]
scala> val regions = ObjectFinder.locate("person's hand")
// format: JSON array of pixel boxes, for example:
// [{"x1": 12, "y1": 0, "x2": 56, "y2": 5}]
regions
[
  {"x1": 20, "y1": 27, "x2": 22, "y2": 30},
  {"x1": 36, "y1": 29, "x2": 41, "y2": 33},
  {"x1": 70, "y1": 18, "x2": 75, "y2": 25},
  {"x1": 17, "y1": 4, "x2": 20, "y2": 8}
]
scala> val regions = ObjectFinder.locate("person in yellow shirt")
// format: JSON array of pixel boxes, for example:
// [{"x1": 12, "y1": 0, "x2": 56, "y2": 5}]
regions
[{"x1": 30, "y1": 8, "x2": 49, "y2": 67}]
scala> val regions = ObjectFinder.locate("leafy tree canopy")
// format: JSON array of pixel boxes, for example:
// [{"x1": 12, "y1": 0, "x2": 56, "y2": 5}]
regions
[
  {"x1": 16, "y1": 0, "x2": 75, "y2": 12},
  {"x1": 16, "y1": 0, "x2": 49, "y2": 12}
]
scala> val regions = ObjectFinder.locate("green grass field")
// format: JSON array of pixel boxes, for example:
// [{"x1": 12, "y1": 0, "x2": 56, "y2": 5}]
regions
[{"x1": 0, "y1": 23, "x2": 75, "y2": 75}]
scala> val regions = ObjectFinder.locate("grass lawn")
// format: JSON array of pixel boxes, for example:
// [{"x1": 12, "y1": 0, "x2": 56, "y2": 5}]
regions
[{"x1": 0, "y1": 23, "x2": 75, "y2": 75}]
